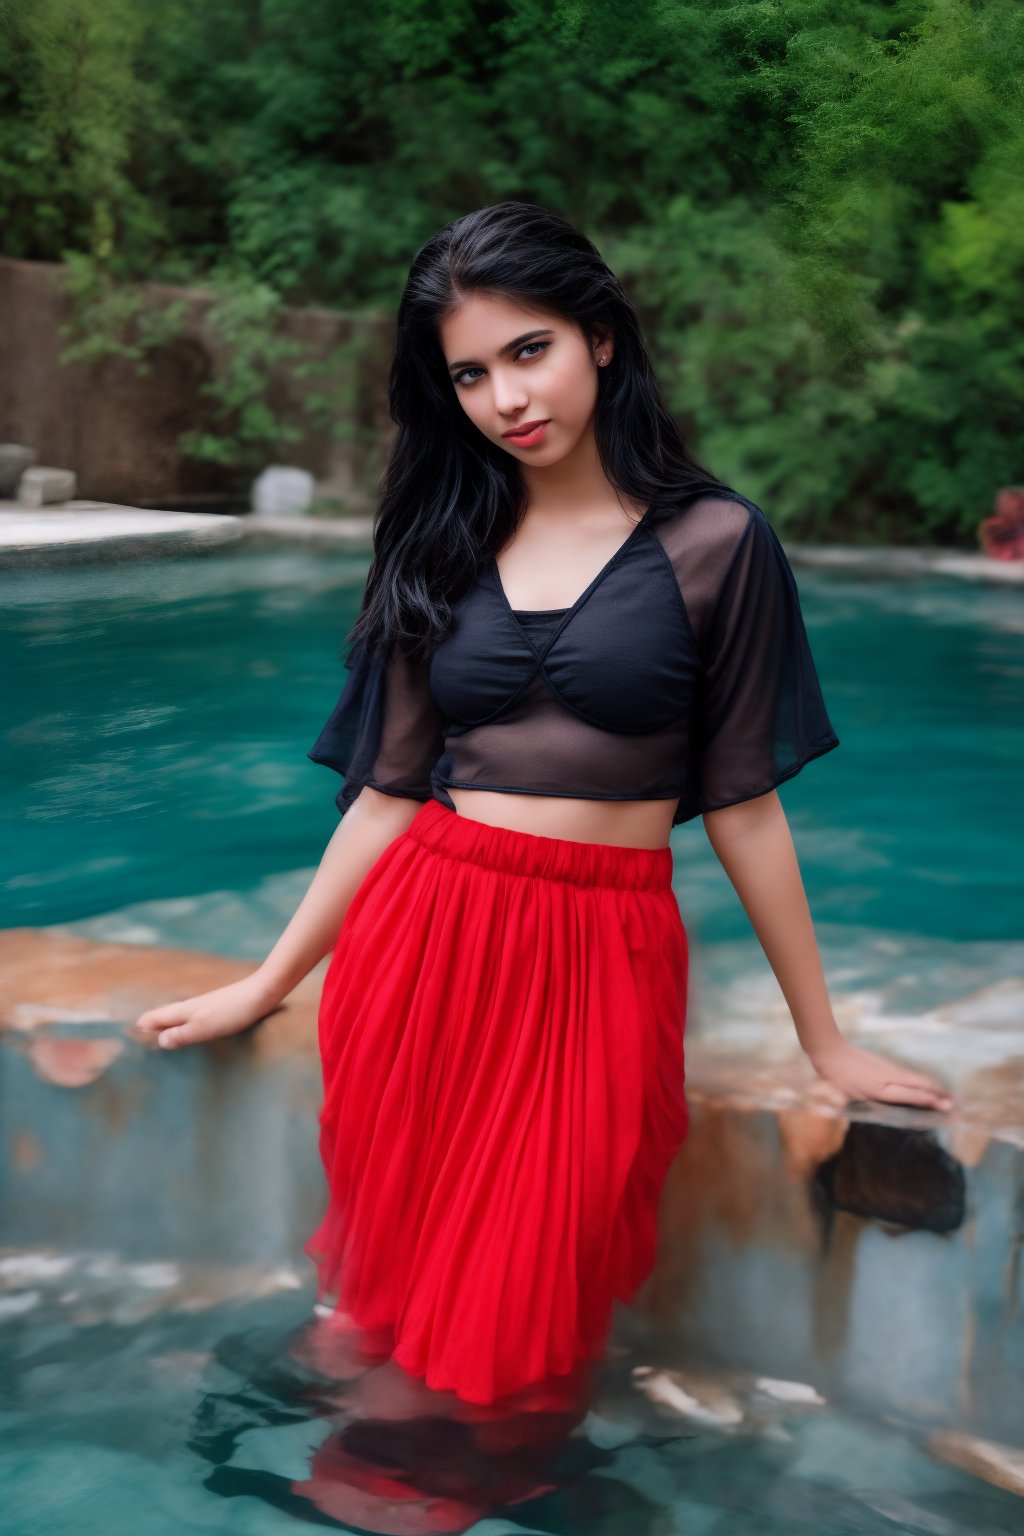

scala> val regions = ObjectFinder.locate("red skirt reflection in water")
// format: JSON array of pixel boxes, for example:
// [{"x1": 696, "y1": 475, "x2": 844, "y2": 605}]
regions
[{"x1": 303, "y1": 797, "x2": 690, "y2": 1411}]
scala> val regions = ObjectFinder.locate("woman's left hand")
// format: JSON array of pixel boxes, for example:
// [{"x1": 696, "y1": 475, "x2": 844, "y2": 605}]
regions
[{"x1": 808, "y1": 1040, "x2": 954, "y2": 1113}]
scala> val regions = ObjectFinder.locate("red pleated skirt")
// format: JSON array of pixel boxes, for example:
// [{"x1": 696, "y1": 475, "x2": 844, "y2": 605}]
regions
[{"x1": 303, "y1": 797, "x2": 690, "y2": 1408}]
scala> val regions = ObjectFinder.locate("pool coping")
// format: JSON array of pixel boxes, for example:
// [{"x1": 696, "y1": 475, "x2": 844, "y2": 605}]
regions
[
  {"x1": 3, "y1": 926, "x2": 1021, "y2": 1163},
  {"x1": 1, "y1": 501, "x2": 1021, "y2": 582}
]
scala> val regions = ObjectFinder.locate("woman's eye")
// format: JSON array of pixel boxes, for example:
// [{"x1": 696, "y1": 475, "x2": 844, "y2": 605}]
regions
[{"x1": 453, "y1": 340, "x2": 549, "y2": 388}]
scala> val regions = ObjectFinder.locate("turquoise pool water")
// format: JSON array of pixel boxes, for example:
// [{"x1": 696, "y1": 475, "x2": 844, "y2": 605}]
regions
[
  {"x1": 3, "y1": 546, "x2": 1023, "y2": 1532},
  {"x1": 4, "y1": 547, "x2": 1023, "y2": 1026},
  {"x1": 3, "y1": 1261, "x2": 1022, "y2": 1536}
]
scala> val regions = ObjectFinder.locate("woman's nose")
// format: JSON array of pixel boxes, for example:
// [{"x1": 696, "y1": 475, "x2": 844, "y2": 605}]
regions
[{"x1": 492, "y1": 369, "x2": 529, "y2": 415}]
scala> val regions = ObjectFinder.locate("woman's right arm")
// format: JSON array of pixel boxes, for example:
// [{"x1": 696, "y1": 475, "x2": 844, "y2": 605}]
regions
[{"x1": 133, "y1": 788, "x2": 424, "y2": 1050}]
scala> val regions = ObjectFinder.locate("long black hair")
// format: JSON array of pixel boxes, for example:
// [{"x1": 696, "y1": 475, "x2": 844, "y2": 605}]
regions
[{"x1": 351, "y1": 201, "x2": 725, "y2": 661}]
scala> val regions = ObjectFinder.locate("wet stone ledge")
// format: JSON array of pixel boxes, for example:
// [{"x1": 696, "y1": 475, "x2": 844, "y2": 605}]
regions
[
  {"x1": 2, "y1": 495, "x2": 1020, "y2": 581},
  {"x1": 0, "y1": 498, "x2": 376, "y2": 567},
  {"x1": 786, "y1": 541, "x2": 1024, "y2": 585},
  {"x1": 0, "y1": 501, "x2": 244, "y2": 566}
]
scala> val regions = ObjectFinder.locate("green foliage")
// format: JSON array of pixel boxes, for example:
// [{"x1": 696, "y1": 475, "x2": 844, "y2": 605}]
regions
[
  {"x1": 175, "y1": 273, "x2": 305, "y2": 469},
  {"x1": 58, "y1": 250, "x2": 187, "y2": 370},
  {"x1": 56, "y1": 250, "x2": 372, "y2": 471},
  {"x1": 2, "y1": 0, "x2": 1021, "y2": 541},
  {"x1": 0, "y1": 0, "x2": 163, "y2": 267}
]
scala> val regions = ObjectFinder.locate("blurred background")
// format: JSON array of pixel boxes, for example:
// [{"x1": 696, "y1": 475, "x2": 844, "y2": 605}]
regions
[
  {"x1": 2, "y1": 0, "x2": 1023, "y2": 539},
  {"x1": 3, "y1": 5, "x2": 1024, "y2": 1532}
]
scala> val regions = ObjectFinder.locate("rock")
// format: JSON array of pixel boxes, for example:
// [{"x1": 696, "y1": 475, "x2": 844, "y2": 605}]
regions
[
  {"x1": 631, "y1": 1364, "x2": 746, "y2": 1426},
  {"x1": 0, "y1": 443, "x2": 35, "y2": 496},
  {"x1": 815, "y1": 1121, "x2": 966, "y2": 1232},
  {"x1": 251, "y1": 465, "x2": 315, "y2": 518},
  {"x1": 17, "y1": 467, "x2": 77, "y2": 506},
  {"x1": 927, "y1": 1429, "x2": 1024, "y2": 1495},
  {"x1": 753, "y1": 1376, "x2": 827, "y2": 1406}
]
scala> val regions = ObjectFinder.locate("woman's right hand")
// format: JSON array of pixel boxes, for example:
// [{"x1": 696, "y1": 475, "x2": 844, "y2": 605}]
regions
[{"x1": 132, "y1": 974, "x2": 283, "y2": 1051}]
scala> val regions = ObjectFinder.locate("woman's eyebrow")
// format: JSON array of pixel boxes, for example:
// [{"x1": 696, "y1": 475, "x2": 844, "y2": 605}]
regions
[{"x1": 446, "y1": 329, "x2": 553, "y2": 375}]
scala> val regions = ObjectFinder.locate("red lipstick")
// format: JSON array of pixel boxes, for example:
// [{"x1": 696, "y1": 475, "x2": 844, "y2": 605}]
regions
[{"x1": 502, "y1": 420, "x2": 549, "y2": 447}]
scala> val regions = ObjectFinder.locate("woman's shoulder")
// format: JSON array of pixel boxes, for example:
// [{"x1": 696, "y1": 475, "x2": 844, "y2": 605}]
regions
[{"x1": 647, "y1": 485, "x2": 763, "y2": 578}]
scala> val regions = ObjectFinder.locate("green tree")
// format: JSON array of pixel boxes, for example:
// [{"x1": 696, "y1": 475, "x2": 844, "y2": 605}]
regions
[{"x1": 2, "y1": 0, "x2": 1020, "y2": 541}]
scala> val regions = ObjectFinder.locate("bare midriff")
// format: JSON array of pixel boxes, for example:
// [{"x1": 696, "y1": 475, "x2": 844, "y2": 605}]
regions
[{"x1": 446, "y1": 787, "x2": 679, "y2": 850}]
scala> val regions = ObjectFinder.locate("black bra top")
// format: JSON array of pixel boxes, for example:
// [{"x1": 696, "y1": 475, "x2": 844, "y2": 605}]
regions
[{"x1": 308, "y1": 489, "x2": 840, "y2": 827}]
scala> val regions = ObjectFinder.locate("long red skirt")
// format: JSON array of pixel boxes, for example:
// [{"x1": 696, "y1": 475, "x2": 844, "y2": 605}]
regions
[{"x1": 303, "y1": 798, "x2": 690, "y2": 1407}]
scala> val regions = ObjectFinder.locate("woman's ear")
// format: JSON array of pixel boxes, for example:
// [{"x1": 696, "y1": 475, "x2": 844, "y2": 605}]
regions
[{"x1": 591, "y1": 325, "x2": 614, "y2": 368}]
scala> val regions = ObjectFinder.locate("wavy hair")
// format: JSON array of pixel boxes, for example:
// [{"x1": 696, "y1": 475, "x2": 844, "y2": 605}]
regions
[{"x1": 350, "y1": 200, "x2": 725, "y2": 661}]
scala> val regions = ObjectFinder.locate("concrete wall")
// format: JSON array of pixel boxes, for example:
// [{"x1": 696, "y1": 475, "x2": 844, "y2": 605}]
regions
[{"x1": 0, "y1": 256, "x2": 394, "y2": 507}]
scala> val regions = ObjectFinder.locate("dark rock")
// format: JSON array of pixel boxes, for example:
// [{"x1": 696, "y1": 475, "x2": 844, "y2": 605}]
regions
[{"x1": 815, "y1": 1122, "x2": 966, "y2": 1232}]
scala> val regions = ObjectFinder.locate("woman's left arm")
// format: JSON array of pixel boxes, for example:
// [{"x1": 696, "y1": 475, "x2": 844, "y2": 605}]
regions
[{"x1": 703, "y1": 790, "x2": 955, "y2": 1113}]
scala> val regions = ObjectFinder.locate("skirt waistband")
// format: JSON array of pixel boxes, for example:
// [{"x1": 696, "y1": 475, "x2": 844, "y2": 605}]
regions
[{"x1": 405, "y1": 798, "x2": 674, "y2": 891}]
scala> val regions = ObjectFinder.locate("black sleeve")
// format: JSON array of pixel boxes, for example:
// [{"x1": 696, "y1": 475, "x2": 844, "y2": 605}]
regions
[
  {"x1": 697, "y1": 503, "x2": 840, "y2": 813},
  {"x1": 307, "y1": 638, "x2": 447, "y2": 815}
]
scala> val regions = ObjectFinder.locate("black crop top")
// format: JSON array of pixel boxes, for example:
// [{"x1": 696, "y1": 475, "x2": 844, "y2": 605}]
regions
[{"x1": 308, "y1": 491, "x2": 840, "y2": 827}]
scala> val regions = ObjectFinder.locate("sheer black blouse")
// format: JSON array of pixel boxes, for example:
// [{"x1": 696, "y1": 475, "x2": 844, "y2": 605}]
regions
[{"x1": 308, "y1": 491, "x2": 840, "y2": 827}]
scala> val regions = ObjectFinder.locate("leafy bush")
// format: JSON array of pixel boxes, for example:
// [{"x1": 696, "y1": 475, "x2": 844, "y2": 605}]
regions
[{"x1": 2, "y1": 0, "x2": 1020, "y2": 541}]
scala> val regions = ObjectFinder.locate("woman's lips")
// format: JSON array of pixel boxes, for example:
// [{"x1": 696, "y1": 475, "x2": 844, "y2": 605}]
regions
[{"x1": 502, "y1": 421, "x2": 549, "y2": 447}]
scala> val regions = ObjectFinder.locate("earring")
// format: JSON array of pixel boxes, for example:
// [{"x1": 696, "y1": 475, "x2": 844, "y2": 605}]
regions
[{"x1": 597, "y1": 355, "x2": 607, "y2": 366}]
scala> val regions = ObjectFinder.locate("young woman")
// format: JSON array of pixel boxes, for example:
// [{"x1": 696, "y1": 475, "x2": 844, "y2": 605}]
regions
[{"x1": 136, "y1": 202, "x2": 954, "y2": 1412}]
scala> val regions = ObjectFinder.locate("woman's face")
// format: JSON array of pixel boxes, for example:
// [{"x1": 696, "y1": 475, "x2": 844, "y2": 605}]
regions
[{"x1": 438, "y1": 292, "x2": 612, "y2": 466}]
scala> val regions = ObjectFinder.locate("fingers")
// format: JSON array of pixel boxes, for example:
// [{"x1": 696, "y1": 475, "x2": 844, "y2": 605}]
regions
[
  {"x1": 899, "y1": 1067, "x2": 950, "y2": 1095},
  {"x1": 874, "y1": 1081, "x2": 953, "y2": 1110},
  {"x1": 135, "y1": 1002, "x2": 191, "y2": 1032},
  {"x1": 133, "y1": 1002, "x2": 205, "y2": 1049},
  {"x1": 870, "y1": 1055, "x2": 955, "y2": 1109},
  {"x1": 155, "y1": 1025, "x2": 194, "y2": 1050},
  {"x1": 153, "y1": 1019, "x2": 210, "y2": 1049}
]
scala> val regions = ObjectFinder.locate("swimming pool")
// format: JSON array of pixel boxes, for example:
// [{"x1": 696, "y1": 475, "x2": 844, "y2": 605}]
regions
[
  {"x1": 3, "y1": 544, "x2": 1023, "y2": 1531},
  {"x1": 5, "y1": 545, "x2": 1022, "y2": 1034},
  {"x1": 3, "y1": 1253, "x2": 1022, "y2": 1535}
]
